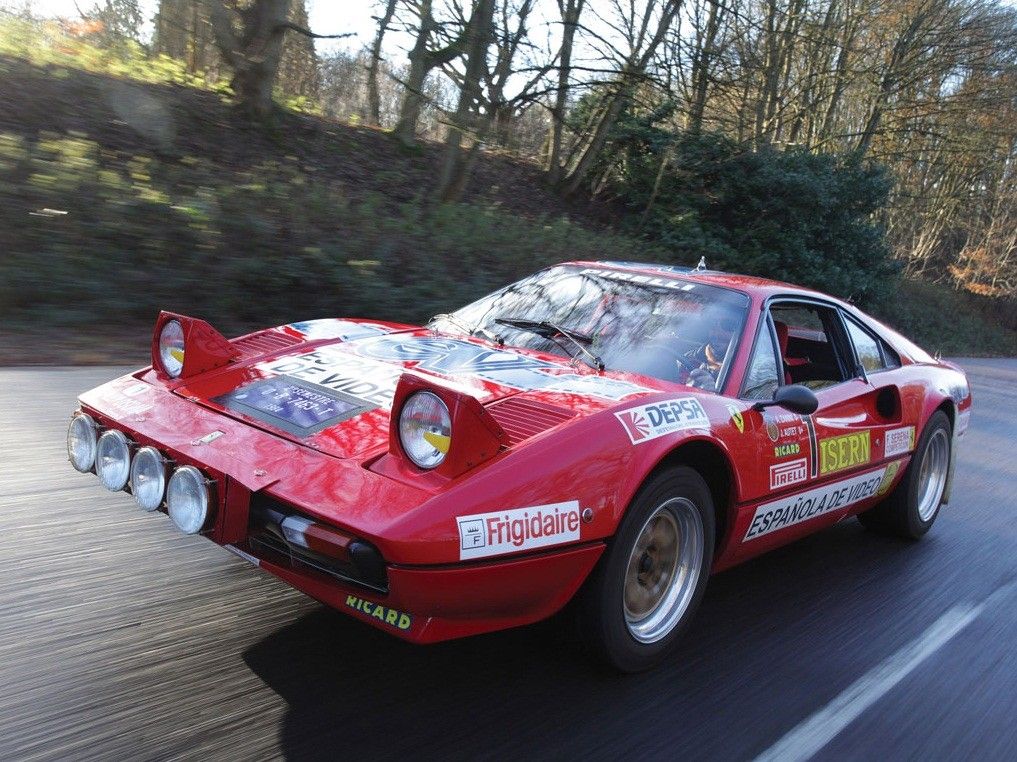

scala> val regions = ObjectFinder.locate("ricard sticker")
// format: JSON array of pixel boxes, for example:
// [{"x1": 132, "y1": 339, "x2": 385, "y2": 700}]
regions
[
  {"x1": 615, "y1": 397, "x2": 709, "y2": 444},
  {"x1": 884, "y1": 426, "x2": 916, "y2": 458},
  {"x1": 457, "y1": 501, "x2": 581, "y2": 560}
]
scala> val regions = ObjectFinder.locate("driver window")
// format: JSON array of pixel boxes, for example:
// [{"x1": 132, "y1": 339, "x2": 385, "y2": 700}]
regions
[
  {"x1": 769, "y1": 303, "x2": 848, "y2": 389},
  {"x1": 742, "y1": 322, "x2": 780, "y2": 400}
]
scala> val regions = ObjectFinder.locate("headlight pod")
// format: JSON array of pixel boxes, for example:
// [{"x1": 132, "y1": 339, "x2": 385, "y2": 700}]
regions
[
  {"x1": 158, "y1": 319, "x2": 185, "y2": 378},
  {"x1": 67, "y1": 413, "x2": 98, "y2": 473},
  {"x1": 167, "y1": 465, "x2": 211, "y2": 534},
  {"x1": 130, "y1": 446, "x2": 167, "y2": 512},
  {"x1": 398, "y1": 391, "x2": 452, "y2": 469},
  {"x1": 96, "y1": 430, "x2": 132, "y2": 491}
]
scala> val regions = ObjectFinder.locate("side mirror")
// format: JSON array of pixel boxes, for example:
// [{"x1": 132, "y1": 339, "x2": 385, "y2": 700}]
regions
[{"x1": 753, "y1": 384, "x2": 819, "y2": 415}]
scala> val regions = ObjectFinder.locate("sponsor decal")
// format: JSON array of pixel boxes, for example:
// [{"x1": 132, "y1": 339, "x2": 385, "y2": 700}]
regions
[
  {"x1": 345, "y1": 595, "x2": 412, "y2": 630},
  {"x1": 884, "y1": 426, "x2": 916, "y2": 458},
  {"x1": 286, "y1": 319, "x2": 387, "y2": 341},
  {"x1": 265, "y1": 335, "x2": 650, "y2": 409},
  {"x1": 745, "y1": 466, "x2": 889, "y2": 540},
  {"x1": 615, "y1": 398, "x2": 709, "y2": 444},
  {"x1": 770, "y1": 458, "x2": 808, "y2": 490},
  {"x1": 774, "y1": 442, "x2": 801, "y2": 458},
  {"x1": 819, "y1": 431, "x2": 871, "y2": 475},
  {"x1": 263, "y1": 349, "x2": 405, "y2": 408},
  {"x1": 123, "y1": 383, "x2": 148, "y2": 397},
  {"x1": 947, "y1": 382, "x2": 968, "y2": 404},
  {"x1": 355, "y1": 335, "x2": 649, "y2": 401},
  {"x1": 216, "y1": 375, "x2": 375, "y2": 436},
  {"x1": 578, "y1": 267, "x2": 687, "y2": 290},
  {"x1": 804, "y1": 415, "x2": 819, "y2": 477},
  {"x1": 778, "y1": 421, "x2": 804, "y2": 439},
  {"x1": 456, "y1": 501, "x2": 582, "y2": 560},
  {"x1": 726, "y1": 404, "x2": 745, "y2": 434},
  {"x1": 764, "y1": 411, "x2": 805, "y2": 442},
  {"x1": 876, "y1": 460, "x2": 902, "y2": 496}
]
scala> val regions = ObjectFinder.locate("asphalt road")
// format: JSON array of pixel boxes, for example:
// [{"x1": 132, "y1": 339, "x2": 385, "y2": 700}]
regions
[{"x1": 1, "y1": 360, "x2": 1015, "y2": 761}]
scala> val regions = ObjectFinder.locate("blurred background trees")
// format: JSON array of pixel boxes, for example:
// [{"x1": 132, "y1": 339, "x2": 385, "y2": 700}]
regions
[{"x1": 1, "y1": 0, "x2": 1016, "y2": 354}]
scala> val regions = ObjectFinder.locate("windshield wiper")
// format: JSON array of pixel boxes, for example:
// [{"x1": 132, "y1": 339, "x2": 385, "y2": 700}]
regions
[
  {"x1": 428, "y1": 313, "x2": 502, "y2": 344},
  {"x1": 493, "y1": 317, "x2": 605, "y2": 371}
]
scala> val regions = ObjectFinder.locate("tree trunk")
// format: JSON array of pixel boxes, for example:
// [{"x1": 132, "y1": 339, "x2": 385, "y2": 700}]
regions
[
  {"x1": 546, "y1": 0, "x2": 584, "y2": 185},
  {"x1": 393, "y1": 0, "x2": 463, "y2": 147},
  {"x1": 436, "y1": 0, "x2": 495, "y2": 202},
  {"x1": 559, "y1": 84, "x2": 631, "y2": 197},
  {"x1": 557, "y1": 0, "x2": 682, "y2": 197},
  {"x1": 393, "y1": 2, "x2": 432, "y2": 147},
  {"x1": 687, "y1": 0, "x2": 723, "y2": 135},
  {"x1": 366, "y1": 0, "x2": 398, "y2": 126},
  {"x1": 209, "y1": 0, "x2": 290, "y2": 119}
]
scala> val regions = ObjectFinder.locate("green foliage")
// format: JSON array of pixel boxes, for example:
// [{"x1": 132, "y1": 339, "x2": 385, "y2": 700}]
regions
[
  {"x1": 0, "y1": 131, "x2": 660, "y2": 335},
  {"x1": 0, "y1": 14, "x2": 217, "y2": 88},
  {"x1": 602, "y1": 122, "x2": 898, "y2": 307},
  {"x1": 868, "y1": 279, "x2": 1017, "y2": 357}
]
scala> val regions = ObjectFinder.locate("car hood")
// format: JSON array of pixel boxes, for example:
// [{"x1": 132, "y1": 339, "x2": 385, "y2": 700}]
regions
[{"x1": 174, "y1": 319, "x2": 669, "y2": 460}]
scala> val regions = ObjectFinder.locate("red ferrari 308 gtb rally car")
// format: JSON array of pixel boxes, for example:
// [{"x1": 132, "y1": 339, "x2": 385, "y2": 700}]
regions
[{"x1": 68, "y1": 261, "x2": 972, "y2": 671}]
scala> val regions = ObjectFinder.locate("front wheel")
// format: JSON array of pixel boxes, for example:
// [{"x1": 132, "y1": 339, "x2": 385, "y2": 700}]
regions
[
  {"x1": 578, "y1": 466, "x2": 715, "y2": 672},
  {"x1": 858, "y1": 410, "x2": 952, "y2": 539}
]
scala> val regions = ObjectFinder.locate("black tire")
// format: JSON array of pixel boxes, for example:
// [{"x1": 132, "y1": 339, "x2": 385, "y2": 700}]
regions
[
  {"x1": 578, "y1": 466, "x2": 715, "y2": 673},
  {"x1": 858, "y1": 410, "x2": 952, "y2": 539}
]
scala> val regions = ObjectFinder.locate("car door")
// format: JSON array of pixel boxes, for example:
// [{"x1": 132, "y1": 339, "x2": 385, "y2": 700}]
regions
[{"x1": 729, "y1": 298, "x2": 910, "y2": 558}]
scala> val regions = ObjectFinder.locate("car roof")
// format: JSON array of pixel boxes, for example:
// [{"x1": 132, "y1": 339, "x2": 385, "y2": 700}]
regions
[{"x1": 572, "y1": 260, "x2": 839, "y2": 303}]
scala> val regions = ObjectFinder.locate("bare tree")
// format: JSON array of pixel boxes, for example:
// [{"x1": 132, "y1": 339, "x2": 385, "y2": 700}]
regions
[
  {"x1": 435, "y1": 0, "x2": 496, "y2": 201},
  {"x1": 545, "y1": 0, "x2": 585, "y2": 185},
  {"x1": 557, "y1": 0, "x2": 684, "y2": 196},
  {"x1": 207, "y1": 0, "x2": 349, "y2": 118},
  {"x1": 393, "y1": 0, "x2": 465, "y2": 146},
  {"x1": 365, "y1": 0, "x2": 399, "y2": 126}
]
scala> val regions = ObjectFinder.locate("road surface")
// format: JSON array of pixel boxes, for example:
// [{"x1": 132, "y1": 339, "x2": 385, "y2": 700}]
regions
[{"x1": 1, "y1": 360, "x2": 1015, "y2": 761}]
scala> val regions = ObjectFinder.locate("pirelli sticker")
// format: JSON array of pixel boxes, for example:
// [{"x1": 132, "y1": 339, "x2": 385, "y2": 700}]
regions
[
  {"x1": 745, "y1": 465, "x2": 890, "y2": 540},
  {"x1": 770, "y1": 458, "x2": 808, "y2": 490},
  {"x1": 819, "y1": 431, "x2": 870, "y2": 475}
]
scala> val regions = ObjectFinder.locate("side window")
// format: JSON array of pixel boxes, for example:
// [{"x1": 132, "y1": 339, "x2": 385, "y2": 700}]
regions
[
  {"x1": 770, "y1": 302, "x2": 849, "y2": 389},
  {"x1": 741, "y1": 322, "x2": 780, "y2": 400},
  {"x1": 844, "y1": 318, "x2": 885, "y2": 373},
  {"x1": 879, "y1": 338, "x2": 901, "y2": 369}
]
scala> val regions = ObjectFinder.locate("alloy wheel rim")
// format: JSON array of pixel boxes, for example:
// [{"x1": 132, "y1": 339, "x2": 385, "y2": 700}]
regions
[
  {"x1": 623, "y1": 497, "x2": 704, "y2": 644},
  {"x1": 916, "y1": 428, "x2": 949, "y2": 522}
]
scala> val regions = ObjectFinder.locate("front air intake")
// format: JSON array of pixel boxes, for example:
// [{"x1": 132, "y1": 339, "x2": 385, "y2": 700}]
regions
[{"x1": 486, "y1": 398, "x2": 576, "y2": 446}]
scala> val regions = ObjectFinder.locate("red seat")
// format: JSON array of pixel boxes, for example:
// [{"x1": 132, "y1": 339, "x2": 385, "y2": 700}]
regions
[{"x1": 774, "y1": 320, "x2": 808, "y2": 384}]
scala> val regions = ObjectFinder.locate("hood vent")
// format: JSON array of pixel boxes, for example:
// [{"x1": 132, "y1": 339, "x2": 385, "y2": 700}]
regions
[
  {"x1": 486, "y1": 397, "x2": 575, "y2": 445},
  {"x1": 232, "y1": 330, "x2": 301, "y2": 359}
]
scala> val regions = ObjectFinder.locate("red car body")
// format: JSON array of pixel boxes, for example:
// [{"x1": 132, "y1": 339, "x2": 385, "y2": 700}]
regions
[{"x1": 72, "y1": 262, "x2": 972, "y2": 644}]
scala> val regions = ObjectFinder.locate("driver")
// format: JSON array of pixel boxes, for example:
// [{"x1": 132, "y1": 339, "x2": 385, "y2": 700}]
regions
[{"x1": 683, "y1": 315, "x2": 736, "y2": 389}]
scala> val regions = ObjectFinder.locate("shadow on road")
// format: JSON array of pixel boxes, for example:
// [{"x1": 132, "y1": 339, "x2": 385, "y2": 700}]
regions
[{"x1": 241, "y1": 521, "x2": 955, "y2": 760}]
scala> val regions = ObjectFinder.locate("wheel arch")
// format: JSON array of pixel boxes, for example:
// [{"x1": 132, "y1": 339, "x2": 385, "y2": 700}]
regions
[
  {"x1": 929, "y1": 396, "x2": 957, "y2": 504},
  {"x1": 647, "y1": 439, "x2": 736, "y2": 557}
]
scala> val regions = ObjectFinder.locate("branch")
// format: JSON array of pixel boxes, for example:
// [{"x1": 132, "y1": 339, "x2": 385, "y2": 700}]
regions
[{"x1": 275, "y1": 23, "x2": 356, "y2": 40}]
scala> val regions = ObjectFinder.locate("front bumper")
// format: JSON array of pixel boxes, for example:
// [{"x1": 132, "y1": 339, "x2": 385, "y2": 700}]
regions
[
  {"x1": 75, "y1": 373, "x2": 604, "y2": 642},
  {"x1": 231, "y1": 538, "x2": 603, "y2": 642}
]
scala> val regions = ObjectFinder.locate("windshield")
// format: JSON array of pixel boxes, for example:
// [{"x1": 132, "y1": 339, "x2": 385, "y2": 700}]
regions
[{"x1": 430, "y1": 265, "x2": 750, "y2": 392}]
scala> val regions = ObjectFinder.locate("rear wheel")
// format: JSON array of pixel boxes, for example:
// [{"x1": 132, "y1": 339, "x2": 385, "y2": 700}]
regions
[
  {"x1": 858, "y1": 410, "x2": 951, "y2": 539},
  {"x1": 578, "y1": 466, "x2": 715, "y2": 672}
]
